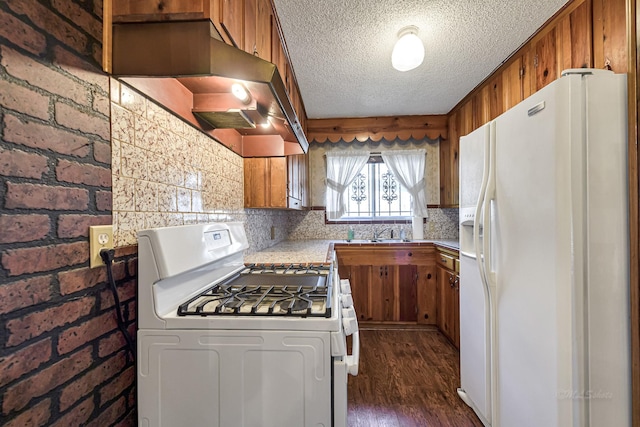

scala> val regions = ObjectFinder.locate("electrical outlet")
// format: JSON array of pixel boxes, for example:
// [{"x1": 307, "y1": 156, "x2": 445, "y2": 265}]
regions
[
  {"x1": 89, "y1": 225, "x2": 114, "y2": 268},
  {"x1": 270, "y1": 226, "x2": 276, "y2": 240}
]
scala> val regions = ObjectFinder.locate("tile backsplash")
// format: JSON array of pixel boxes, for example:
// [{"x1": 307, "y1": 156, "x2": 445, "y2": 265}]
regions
[
  {"x1": 110, "y1": 78, "x2": 292, "y2": 253},
  {"x1": 287, "y1": 208, "x2": 459, "y2": 241}
]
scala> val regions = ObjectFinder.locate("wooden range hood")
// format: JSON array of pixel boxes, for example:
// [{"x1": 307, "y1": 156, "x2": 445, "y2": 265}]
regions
[{"x1": 112, "y1": 20, "x2": 308, "y2": 156}]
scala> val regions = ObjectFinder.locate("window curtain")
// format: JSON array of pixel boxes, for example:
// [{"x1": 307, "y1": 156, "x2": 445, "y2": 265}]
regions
[
  {"x1": 381, "y1": 149, "x2": 429, "y2": 218},
  {"x1": 326, "y1": 151, "x2": 370, "y2": 220}
]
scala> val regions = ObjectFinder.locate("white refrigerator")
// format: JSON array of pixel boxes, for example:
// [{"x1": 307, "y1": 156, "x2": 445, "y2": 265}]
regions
[{"x1": 457, "y1": 69, "x2": 631, "y2": 427}]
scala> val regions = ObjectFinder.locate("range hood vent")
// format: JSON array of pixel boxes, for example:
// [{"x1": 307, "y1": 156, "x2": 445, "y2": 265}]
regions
[{"x1": 111, "y1": 20, "x2": 308, "y2": 155}]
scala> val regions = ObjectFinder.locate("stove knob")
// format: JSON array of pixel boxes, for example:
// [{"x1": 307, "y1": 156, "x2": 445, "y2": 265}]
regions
[
  {"x1": 340, "y1": 279, "x2": 352, "y2": 295},
  {"x1": 341, "y1": 294, "x2": 354, "y2": 308},
  {"x1": 342, "y1": 307, "x2": 358, "y2": 335}
]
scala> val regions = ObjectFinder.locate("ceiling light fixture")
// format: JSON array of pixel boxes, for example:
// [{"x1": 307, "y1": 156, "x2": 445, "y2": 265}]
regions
[
  {"x1": 231, "y1": 83, "x2": 251, "y2": 103},
  {"x1": 391, "y1": 25, "x2": 424, "y2": 72}
]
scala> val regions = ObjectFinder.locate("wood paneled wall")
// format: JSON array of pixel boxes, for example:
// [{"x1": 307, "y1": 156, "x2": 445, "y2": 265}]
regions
[{"x1": 441, "y1": 0, "x2": 628, "y2": 207}]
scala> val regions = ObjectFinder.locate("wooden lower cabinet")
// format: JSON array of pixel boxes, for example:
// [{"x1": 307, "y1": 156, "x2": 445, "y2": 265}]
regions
[
  {"x1": 335, "y1": 245, "x2": 437, "y2": 324},
  {"x1": 436, "y1": 249, "x2": 460, "y2": 348}
]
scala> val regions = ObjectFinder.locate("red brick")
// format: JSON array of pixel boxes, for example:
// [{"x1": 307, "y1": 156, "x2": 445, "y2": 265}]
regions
[
  {"x1": 0, "y1": 147, "x2": 49, "y2": 179},
  {"x1": 55, "y1": 102, "x2": 109, "y2": 141},
  {"x1": 2, "y1": 241, "x2": 89, "y2": 276},
  {"x1": 0, "y1": 214, "x2": 50, "y2": 244},
  {"x1": 1, "y1": 46, "x2": 89, "y2": 106},
  {"x1": 2, "y1": 347, "x2": 92, "y2": 414},
  {"x1": 57, "y1": 311, "x2": 117, "y2": 355},
  {"x1": 52, "y1": 46, "x2": 109, "y2": 93},
  {"x1": 93, "y1": 0, "x2": 103, "y2": 18},
  {"x1": 113, "y1": 410, "x2": 136, "y2": 427},
  {"x1": 98, "y1": 331, "x2": 127, "y2": 358},
  {"x1": 57, "y1": 214, "x2": 111, "y2": 238},
  {"x1": 93, "y1": 141, "x2": 111, "y2": 164},
  {"x1": 0, "y1": 9, "x2": 46, "y2": 56},
  {"x1": 4, "y1": 0, "x2": 88, "y2": 55},
  {"x1": 0, "y1": 339, "x2": 51, "y2": 388},
  {"x1": 0, "y1": 80, "x2": 49, "y2": 121},
  {"x1": 3, "y1": 114, "x2": 91, "y2": 157},
  {"x1": 5, "y1": 182, "x2": 89, "y2": 211},
  {"x1": 56, "y1": 159, "x2": 111, "y2": 187},
  {"x1": 127, "y1": 258, "x2": 137, "y2": 277},
  {"x1": 99, "y1": 366, "x2": 134, "y2": 406},
  {"x1": 60, "y1": 351, "x2": 127, "y2": 411},
  {"x1": 51, "y1": 0, "x2": 102, "y2": 40},
  {"x1": 6, "y1": 297, "x2": 94, "y2": 347},
  {"x1": 50, "y1": 397, "x2": 94, "y2": 427},
  {"x1": 96, "y1": 190, "x2": 112, "y2": 211},
  {"x1": 58, "y1": 261, "x2": 124, "y2": 295},
  {"x1": 85, "y1": 396, "x2": 126, "y2": 427},
  {"x1": 58, "y1": 265, "x2": 104, "y2": 295},
  {"x1": 101, "y1": 279, "x2": 136, "y2": 311},
  {"x1": 3, "y1": 398, "x2": 51, "y2": 427},
  {"x1": 0, "y1": 275, "x2": 52, "y2": 314}
]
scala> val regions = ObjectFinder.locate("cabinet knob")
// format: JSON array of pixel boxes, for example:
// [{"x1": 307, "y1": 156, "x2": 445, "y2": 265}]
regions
[
  {"x1": 408, "y1": 252, "x2": 413, "y2": 257},
  {"x1": 427, "y1": 273, "x2": 432, "y2": 279}
]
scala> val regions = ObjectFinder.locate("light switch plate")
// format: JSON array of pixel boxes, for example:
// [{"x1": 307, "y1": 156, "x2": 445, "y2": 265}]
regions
[{"x1": 89, "y1": 225, "x2": 114, "y2": 268}]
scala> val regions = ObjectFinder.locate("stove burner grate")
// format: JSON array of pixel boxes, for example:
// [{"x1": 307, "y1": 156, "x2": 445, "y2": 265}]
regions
[{"x1": 177, "y1": 280, "x2": 331, "y2": 318}]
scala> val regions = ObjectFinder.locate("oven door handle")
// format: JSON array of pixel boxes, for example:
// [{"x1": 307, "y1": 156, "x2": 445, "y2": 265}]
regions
[{"x1": 346, "y1": 330, "x2": 359, "y2": 376}]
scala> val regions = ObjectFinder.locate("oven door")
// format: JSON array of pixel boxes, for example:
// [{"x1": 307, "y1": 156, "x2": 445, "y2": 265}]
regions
[{"x1": 333, "y1": 276, "x2": 360, "y2": 427}]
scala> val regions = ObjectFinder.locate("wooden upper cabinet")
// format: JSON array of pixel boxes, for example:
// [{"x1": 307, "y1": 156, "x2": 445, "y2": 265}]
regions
[
  {"x1": 255, "y1": 0, "x2": 272, "y2": 61},
  {"x1": 244, "y1": 0, "x2": 257, "y2": 55},
  {"x1": 533, "y1": 26, "x2": 558, "y2": 91},
  {"x1": 592, "y1": 0, "x2": 627, "y2": 72},
  {"x1": 217, "y1": 0, "x2": 244, "y2": 47},
  {"x1": 244, "y1": 157, "x2": 287, "y2": 208}
]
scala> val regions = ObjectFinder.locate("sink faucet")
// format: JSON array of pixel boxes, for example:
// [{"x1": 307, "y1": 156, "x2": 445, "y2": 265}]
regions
[{"x1": 372, "y1": 228, "x2": 390, "y2": 240}]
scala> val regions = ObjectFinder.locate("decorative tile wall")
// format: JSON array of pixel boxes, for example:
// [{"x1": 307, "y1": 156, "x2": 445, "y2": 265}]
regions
[
  {"x1": 287, "y1": 208, "x2": 459, "y2": 241},
  {"x1": 110, "y1": 78, "x2": 292, "y2": 253}
]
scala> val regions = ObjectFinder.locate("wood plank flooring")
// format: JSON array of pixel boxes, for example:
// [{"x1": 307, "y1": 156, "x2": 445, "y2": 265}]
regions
[{"x1": 347, "y1": 326, "x2": 483, "y2": 427}]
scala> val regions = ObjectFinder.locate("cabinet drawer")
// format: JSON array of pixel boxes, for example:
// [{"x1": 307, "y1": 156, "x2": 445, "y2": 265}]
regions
[
  {"x1": 454, "y1": 258, "x2": 460, "y2": 273},
  {"x1": 437, "y1": 253, "x2": 455, "y2": 270}
]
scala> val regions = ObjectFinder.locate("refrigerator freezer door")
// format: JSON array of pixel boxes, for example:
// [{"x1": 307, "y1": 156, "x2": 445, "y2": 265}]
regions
[{"x1": 459, "y1": 253, "x2": 492, "y2": 426}]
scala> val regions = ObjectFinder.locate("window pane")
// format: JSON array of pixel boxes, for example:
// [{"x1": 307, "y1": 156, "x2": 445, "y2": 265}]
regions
[{"x1": 342, "y1": 162, "x2": 412, "y2": 219}]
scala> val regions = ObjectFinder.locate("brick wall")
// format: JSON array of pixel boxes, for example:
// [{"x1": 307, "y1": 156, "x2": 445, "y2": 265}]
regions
[{"x1": 0, "y1": 1, "x2": 136, "y2": 426}]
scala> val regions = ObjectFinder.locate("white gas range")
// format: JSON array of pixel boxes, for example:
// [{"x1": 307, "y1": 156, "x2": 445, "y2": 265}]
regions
[{"x1": 137, "y1": 222, "x2": 359, "y2": 427}]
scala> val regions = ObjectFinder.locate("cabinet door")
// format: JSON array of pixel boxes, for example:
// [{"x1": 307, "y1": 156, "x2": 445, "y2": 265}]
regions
[
  {"x1": 532, "y1": 26, "x2": 557, "y2": 91},
  {"x1": 243, "y1": 0, "x2": 257, "y2": 55},
  {"x1": 398, "y1": 265, "x2": 417, "y2": 322},
  {"x1": 453, "y1": 274, "x2": 460, "y2": 348},
  {"x1": 244, "y1": 157, "x2": 268, "y2": 207},
  {"x1": 243, "y1": 157, "x2": 286, "y2": 208},
  {"x1": 343, "y1": 264, "x2": 371, "y2": 322},
  {"x1": 416, "y1": 264, "x2": 437, "y2": 325},
  {"x1": 268, "y1": 157, "x2": 287, "y2": 207},
  {"x1": 370, "y1": 265, "x2": 396, "y2": 321},
  {"x1": 219, "y1": 0, "x2": 244, "y2": 47},
  {"x1": 255, "y1": 0, "x2": 272, "y2": 61},
  {"x1": 437, "y1": 265, "x2": 454, "y2": 341}
]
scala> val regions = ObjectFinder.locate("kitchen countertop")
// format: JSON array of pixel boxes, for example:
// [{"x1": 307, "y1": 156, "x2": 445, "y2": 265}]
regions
[{"x1": 244, "y1": 239, "x2": 460, "y2": 265}]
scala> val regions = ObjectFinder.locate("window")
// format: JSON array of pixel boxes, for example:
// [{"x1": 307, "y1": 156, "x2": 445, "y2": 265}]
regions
[{"x1": 342, "y1": 159, "x2": 413, "y2": 219}]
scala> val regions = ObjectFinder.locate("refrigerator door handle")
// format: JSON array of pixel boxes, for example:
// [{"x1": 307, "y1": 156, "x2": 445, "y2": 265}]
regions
[
  {"x1": 474, "y1": 125, "x2": 491, "y2": 281},
  {"x1": 483, "y1": 122, "x2": 497, "y2": 286}
]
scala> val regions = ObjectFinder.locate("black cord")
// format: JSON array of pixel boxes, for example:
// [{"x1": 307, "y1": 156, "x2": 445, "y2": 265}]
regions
[{"x1": 100, "y1": 249, "x2": 136, "y2": 360}]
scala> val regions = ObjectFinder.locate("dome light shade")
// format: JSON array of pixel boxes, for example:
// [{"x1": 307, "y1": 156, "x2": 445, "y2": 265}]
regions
[{"x1": 391, "y1": 26, "x2": 424, "y2": 72}]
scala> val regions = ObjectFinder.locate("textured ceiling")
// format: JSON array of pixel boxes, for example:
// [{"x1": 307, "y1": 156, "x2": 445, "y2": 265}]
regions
[{"x1": 271, "y1": 0, "x2": 571, "y2": 119}]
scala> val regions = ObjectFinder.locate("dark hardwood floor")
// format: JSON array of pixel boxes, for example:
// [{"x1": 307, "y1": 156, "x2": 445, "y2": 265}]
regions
[{"x1": 347, "y1": 325, "x2": 483, "y2": 427}]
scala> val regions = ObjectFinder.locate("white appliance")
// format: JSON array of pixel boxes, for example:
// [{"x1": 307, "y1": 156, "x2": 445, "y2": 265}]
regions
[
  {"x1": 457, "y1": 69, "x2": 630, "y2": 427},
  {"x1": 137, "y1": 222, "x2": 359, "y2": 427}
]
